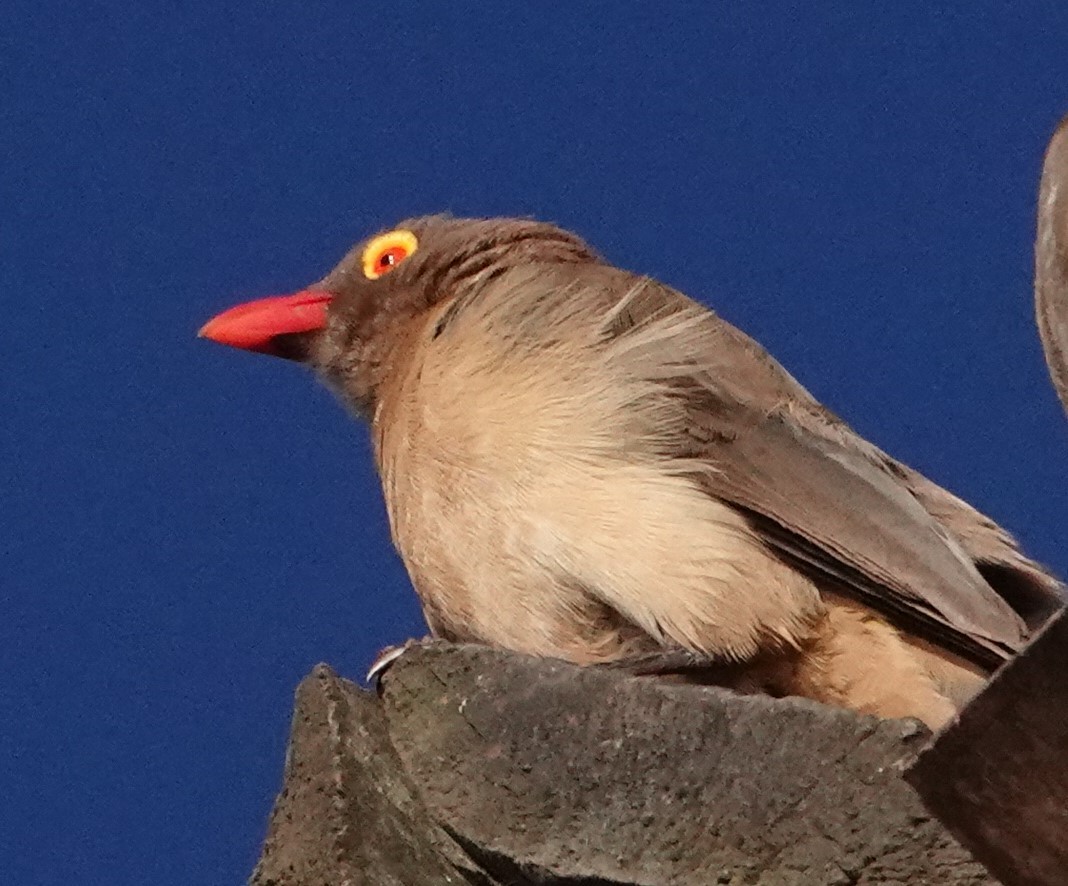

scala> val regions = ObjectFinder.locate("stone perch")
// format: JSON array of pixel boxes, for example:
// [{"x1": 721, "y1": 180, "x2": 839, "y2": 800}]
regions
[{"x1": 250, "y1": 644, "x2": 993, "y2": 885}]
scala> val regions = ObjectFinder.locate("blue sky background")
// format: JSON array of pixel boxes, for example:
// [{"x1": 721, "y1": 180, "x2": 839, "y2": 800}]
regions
[{"x1": 4, "y1": 3, "x2": 1068, "y2": 883}]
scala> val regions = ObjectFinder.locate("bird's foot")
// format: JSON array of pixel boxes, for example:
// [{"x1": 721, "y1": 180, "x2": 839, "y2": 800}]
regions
[
  {"x1": 596, "y1": 648, "x2": 722, "y2": 676},
  {"x1": 596, "y1": 647, "x2": 776, "y2": 692}
]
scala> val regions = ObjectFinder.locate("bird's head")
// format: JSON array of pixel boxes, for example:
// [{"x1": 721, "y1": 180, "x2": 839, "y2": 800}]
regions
[{"x1": 199, "y1": 215, "x2": 599, "y2": 412}]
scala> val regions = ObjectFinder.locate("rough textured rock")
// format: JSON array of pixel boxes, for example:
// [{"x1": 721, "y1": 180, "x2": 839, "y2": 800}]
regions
[
  {"x1": 251, "y1": 644, "x2": 993, "y2": 885},
  {"x1": 249, "y1": 663, "x2": 494, "y2": 886},
  {"x1": 907, "y1": 607, "x2": 1068, "y2": 886}
]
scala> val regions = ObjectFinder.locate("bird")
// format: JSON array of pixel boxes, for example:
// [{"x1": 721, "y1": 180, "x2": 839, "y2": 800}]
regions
[{"x1": 200, "y1": 215, "x2": 1064, "y2": 729}]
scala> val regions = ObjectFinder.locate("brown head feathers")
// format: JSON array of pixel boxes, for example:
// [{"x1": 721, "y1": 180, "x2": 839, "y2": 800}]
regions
[{"x1": 310, "y1": 216, "x2": 600, "y2": 412}]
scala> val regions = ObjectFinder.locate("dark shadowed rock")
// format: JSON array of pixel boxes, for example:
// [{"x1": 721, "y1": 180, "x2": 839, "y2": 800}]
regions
[
  {"x1": 907, "y1": 606, "x2": 1068, "y2": 886},
  {"x1": 251, "y1": 645, "x2": 993, "y2": 885}
]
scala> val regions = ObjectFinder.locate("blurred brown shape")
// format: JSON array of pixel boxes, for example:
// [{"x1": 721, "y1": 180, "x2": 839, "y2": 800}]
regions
[{"x1": 1036, "y1": 114, "x2": 1068, "y2": 416}]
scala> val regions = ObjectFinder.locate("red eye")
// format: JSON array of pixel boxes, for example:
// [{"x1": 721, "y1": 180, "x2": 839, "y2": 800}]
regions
[
  {"x1": 376, "y1": 246, "x2": 408, "y2": 271},
  {"x1": 362, "y1": 230, "x2": 419, "y2": 279}
]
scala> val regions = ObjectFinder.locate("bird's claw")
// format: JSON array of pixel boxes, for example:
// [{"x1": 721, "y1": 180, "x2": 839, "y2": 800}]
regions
[
  {"x1": 366, "y1": 645, "x2": 408, "y2": 685},
  {"x1": 366, "y1": 638, "x2": 430, "y2": 686}
]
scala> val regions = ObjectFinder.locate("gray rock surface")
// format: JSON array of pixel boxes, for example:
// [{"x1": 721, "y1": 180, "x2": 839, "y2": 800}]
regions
[
  {"x1": 249, "y1": 660, "x2": 493, "y2": 885},
  {"x1": 251, "y1": 643, "x2": 993, "y2": 885}
]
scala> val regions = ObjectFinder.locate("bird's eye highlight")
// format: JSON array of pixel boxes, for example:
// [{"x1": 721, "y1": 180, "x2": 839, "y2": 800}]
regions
[{"x1": 362, "y1": 230, "x2": 418, "y2": 280}]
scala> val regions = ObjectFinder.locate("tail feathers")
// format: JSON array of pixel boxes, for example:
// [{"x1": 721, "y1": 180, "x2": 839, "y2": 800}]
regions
[{"x1": 895, "y1": 461, "x2": 1066, "y2": 631}]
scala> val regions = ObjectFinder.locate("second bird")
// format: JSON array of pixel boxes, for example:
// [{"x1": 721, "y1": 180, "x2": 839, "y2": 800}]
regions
[{"x1": 200, "y1": 215, "x2": 1064, "y2": 729}]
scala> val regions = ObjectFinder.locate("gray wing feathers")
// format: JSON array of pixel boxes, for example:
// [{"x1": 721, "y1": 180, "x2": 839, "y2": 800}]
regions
[
  {"x1": 683, "y1": 398, "x2": 1027, "y2": 663},
  {"x1": 587, "y1": 269, "x2": 1061, "y2": 663}
]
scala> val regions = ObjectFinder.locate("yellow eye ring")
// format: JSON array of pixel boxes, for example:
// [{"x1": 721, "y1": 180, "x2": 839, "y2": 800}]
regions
[{"x1": 362, "y1": 229, "x2": 418, "y2": 280}]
